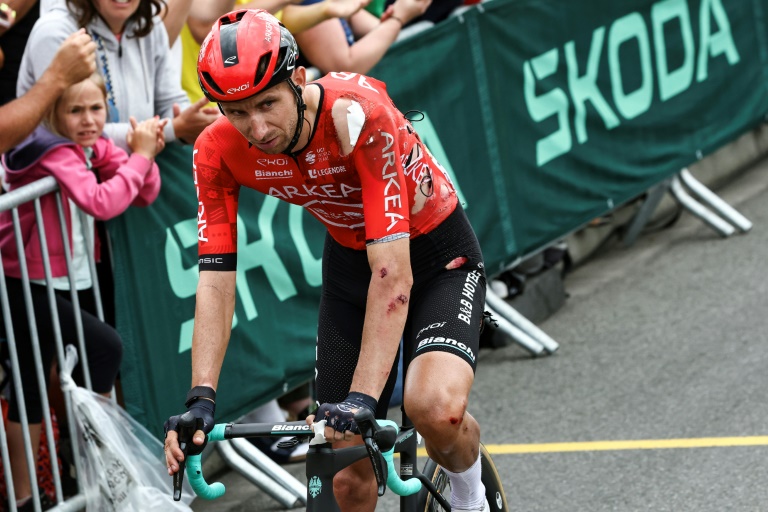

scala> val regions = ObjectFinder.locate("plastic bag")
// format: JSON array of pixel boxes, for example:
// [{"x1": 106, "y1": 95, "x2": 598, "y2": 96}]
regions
[{"x1": 60, "y1": 345, "x2": 194, "y2": 511}]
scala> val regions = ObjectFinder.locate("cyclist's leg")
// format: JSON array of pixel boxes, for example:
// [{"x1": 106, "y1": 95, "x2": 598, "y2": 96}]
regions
[
  {"x1": 314, "y1": 235, "x2": 399, "y2": 512},
  {"x1": 403, "y1": 206, "x2": 488, "y2": 509},
  {"x1": 405, "y1": 297, "x2": 487, "y2": 508}
]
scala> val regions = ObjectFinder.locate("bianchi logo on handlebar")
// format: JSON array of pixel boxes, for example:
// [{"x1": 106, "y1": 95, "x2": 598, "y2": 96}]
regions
[
  {"x1": 271, "y1": 424, "x2": 311, "y2": 431},
  {"x1": 308, "y1": 476, "x2": 322, "y2": 498}
]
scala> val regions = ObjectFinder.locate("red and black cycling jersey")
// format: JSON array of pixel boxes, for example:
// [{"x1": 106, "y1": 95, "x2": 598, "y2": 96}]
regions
[{"x1": 193, "y1": 72, "x2": 458, "y2": 271}]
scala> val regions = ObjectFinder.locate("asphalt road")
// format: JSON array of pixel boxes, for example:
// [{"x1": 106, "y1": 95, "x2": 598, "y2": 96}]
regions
[{"x1": 190, "y1": 157, "x2": 768, "y2": 511}]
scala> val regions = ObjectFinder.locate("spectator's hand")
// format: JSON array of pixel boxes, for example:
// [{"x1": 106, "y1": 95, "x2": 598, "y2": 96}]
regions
[
  {"x1": 46, "y1": 29, "x2": 97, "y2": 88},
  {"x1": 0, "y1": 3, "x2": 16, "y2": 37},
  {"x1": 324, "y1": 0, "x2": 371, "y2": 20},
  {"x1": 156, "y1": 117, "x2": 169, "y2": 148},
  {"x1": 128, "y1": 116, "x2": 164, "y2": 160},
  {"x1": 384, "y1": 0, "x2": 432, "y2": 25},
  {"x1": 171, "y1": 97, "x2": 221, "y2": 144}
]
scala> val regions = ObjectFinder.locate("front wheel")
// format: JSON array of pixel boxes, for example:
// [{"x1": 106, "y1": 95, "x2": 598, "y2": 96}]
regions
[{"x1": 417, "y1": 443, "x2": 509, "y2": 511}]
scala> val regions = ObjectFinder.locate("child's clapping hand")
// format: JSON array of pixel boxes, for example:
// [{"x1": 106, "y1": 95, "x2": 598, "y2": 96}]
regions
[{"x1": 127, "y1": 116, "x2": 165, "y2": 160}]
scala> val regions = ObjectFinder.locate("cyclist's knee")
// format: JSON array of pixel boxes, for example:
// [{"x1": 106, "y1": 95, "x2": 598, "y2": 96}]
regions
[
  {"x1": 404, "y1": 387, "x2": 468, "y2": 438},
  {"x1": 334, "y1": 462, "x2": 376, "y2": 503}
]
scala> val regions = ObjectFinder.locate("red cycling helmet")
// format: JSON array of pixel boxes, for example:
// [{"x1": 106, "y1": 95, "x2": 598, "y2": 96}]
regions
[{"x1": 197, "y1": 9, "x2": 299, "y2": 103}]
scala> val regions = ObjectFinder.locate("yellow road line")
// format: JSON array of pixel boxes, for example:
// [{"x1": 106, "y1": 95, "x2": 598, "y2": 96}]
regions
[
  {"x1": 482, "y1": 437, "x2": 768, "y2": 454},
  {"x1": 411, "y1": 437, "x2": 768, "y2": 457}
]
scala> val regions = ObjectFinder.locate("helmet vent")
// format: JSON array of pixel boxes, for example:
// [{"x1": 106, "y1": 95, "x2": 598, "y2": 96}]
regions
[
  {"x1": 220, "y1": 10, "x2": 247, "y2": 25},
  {"x1": 201, "y1": 72, "x2": 225, "y2": 96},
  {"x1": 254, "y1": 53, "x2": 272, "y2": 87}
]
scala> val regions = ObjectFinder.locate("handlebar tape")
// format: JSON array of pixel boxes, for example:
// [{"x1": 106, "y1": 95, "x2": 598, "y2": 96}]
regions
[
  {"x1": 186, "y1": 424, "x2": 227, "y2": 500},
  {"x1": 378, "y1": 420, "x2": 423, "y2": 496}
]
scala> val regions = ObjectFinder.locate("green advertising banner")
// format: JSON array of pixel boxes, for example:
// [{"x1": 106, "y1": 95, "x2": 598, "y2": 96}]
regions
[
  {"x1": 113, "y1": 0, "x2": 768, "y2": 434},
  {"x1": 371, "y1": 0, "x2": 768, "y2": 265}
]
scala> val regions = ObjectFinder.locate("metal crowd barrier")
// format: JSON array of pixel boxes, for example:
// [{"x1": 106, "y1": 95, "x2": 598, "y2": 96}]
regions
[{"x1": 0, "y1": 175, "x2": 104, "y2": 512}]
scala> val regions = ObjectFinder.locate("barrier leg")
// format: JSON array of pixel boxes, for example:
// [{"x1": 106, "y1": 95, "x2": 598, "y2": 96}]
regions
[
  {"x1": 670, "y1": 176, "x2": 735, "y2": 237},
  {"x1": 484, "y1": 305, "x2": 545, "y2": 356},
  {"x1": 229, "y1": 437, "x2": 307, "y2": 503},
  {"x1": 679, "y1": 168, "x2": 753, "y2": 232},
  {"x1": 485, "y1": 288, "x2": 559, "y2": 354},
  {"x1": 623, "y1": 180, "x2": 670, "y2": 247},
  {"x1": 216, "y1": 440, "x2": 303, "y2": 509}
]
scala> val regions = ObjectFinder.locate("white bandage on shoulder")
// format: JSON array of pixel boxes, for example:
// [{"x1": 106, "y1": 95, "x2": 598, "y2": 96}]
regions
[{"x1": 346, "y1": 100, "x2": 365, "y2": 147}]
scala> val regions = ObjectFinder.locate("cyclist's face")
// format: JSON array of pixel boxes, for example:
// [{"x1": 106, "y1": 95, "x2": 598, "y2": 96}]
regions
[{"x1": 220, "y1": 83, "x2": 298, "y2": 154}]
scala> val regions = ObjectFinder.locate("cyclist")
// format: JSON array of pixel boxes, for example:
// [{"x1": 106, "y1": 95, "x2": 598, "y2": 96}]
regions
[{"x1": 163, "y1": 8, "x2": 490, "y2": 512}]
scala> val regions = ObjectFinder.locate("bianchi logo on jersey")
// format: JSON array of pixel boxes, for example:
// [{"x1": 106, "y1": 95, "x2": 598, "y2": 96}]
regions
[
  {"x1": 307, "y1": 166, "x2": 347, "y2": 179},
  {"x1": 255, "y1": 169, "x2": 293, "y2": 179}
]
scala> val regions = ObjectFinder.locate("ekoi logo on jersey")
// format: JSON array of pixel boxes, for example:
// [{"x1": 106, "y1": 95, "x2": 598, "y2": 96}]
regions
[{"x1": 380, "y1": 132, "x2": 404, "y2": 232}]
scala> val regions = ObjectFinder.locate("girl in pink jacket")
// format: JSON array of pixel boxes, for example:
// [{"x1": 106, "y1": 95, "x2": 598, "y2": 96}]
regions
[{"x1": 0, "y1": 72, "x2": 163, "y2": 509}]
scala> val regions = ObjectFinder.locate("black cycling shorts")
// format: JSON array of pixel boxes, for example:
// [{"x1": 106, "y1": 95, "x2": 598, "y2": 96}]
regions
[{"x1": 314, "y1": 204, "x2": 486, "y2": 416}]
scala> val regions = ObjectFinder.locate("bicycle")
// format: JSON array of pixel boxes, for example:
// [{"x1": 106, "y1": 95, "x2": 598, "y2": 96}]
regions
[{"x1": 172, "y1": 406, "x2": 509, "y2": 511}]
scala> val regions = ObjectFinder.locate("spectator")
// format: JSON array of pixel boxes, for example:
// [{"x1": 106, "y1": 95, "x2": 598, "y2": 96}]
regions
[
  {"x1": 383, "y1": 0, "x2": 461, "y2": 26},
  {"x1": 16, "y1": 0, "x2": 219, "y2": 152},
  {"x1": 18, "y1": 0, "x2": 220, "y2": 330},
  {"x1": 293, "y1": 0, "x2": 431, "y2": 75},
  {"x1": 0, "y1": 72, "x2": 162, "y2": 512},
  {"x1": 0, "y1": 28, "x2": 95, "y2": 154},
  {"x1": 178, "y1": 0, "x2": 370, "y2": 103}
]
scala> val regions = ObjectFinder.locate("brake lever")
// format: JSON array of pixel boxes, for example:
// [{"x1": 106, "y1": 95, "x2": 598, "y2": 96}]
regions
[
  {"x1": 363, "y1": 433, "x2": 388, "y2": 496},
  {"x1": 356, "y1": 409, "x2": 390, "y2": 497},
  {"x1": 173, "y1": 411, "x2": 202, "y2": 501}
]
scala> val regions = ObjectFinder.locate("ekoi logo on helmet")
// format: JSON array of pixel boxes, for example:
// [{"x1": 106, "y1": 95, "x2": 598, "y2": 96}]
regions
[{"x1": 227, "y1": 82, "x2": 250, "y2": 95}]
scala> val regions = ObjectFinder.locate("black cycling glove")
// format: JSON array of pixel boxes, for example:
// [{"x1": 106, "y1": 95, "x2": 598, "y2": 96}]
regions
[
  {"x1": 315, "y1": 391, "x2": 377, "y2": 434},
  {"x1": 164, "y1": 386, "x2": 216, "y2": 456}
]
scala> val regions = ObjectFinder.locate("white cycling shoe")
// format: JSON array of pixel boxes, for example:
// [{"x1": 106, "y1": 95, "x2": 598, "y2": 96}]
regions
[{"x1": 454, "y1": 498, "x2": 490, "y2": 512}]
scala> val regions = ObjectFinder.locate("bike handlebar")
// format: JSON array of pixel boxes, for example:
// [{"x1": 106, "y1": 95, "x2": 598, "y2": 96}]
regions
[
  {"x1": 176, "y1": 411, "x2": 422, "y2": 501},
  {"x1": 186, "y1": 424, "x2": 227, "y2": 499},
  {"x1": 377, "y1": 419, "x2": 422, "y2": 497}
]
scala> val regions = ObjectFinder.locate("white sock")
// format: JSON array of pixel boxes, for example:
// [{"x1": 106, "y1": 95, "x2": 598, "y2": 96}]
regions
[
  {"x1": 441, "y1": 450, "x2": 485, "y2": 510},
  {"x1": 16, "y1": 496, "x2": 32, "y2": 507}
]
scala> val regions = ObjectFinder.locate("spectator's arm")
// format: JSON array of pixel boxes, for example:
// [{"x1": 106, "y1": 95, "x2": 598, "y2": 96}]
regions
[
  {"x1": 162, "y1": 0, "x2": 194, "y2": 45},
  {"x1": 151, "y1": 22, "x2": 193, "y2": 142},
  {"x1": 0, "y1": 77, "x2": 66, "y2": 153},
  {"x1": 188, "y1": 0, "x2": 237, "y2": 24},
  {"x1": 0, "y1": 29, "x2": 96, "y2": 153},
  {"x1": 187, "y1": 13, "x2": 214, "y2": 44},
  {"x1": 295, "y1": 12, "x2": 401, "y2": 75},
  {"x1": 238, "y1": 0, "x2": 300, "y2": 15},
  {"x1": 281, "y1": 0, "x2": 369, "y2": 35},
  {"x1": 347, "y1": 4, "x2": 379, "y2": 37},
  {"x1": 293, "y1": 0, "x2": 428, "y2": 75}
]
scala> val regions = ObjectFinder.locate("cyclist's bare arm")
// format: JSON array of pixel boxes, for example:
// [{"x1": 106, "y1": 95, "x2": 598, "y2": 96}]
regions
[
  {"x1": 165, "y1": 270, "x2": 236, "y2": 474},
  {"x1": 352, "y1": 237, "x2": 412, "y2": 398}
]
